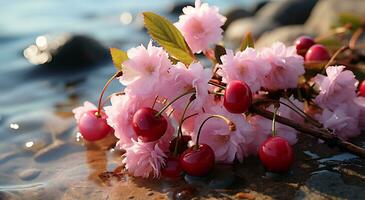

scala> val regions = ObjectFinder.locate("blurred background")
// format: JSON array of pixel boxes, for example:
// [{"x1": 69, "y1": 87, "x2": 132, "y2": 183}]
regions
[{"x1": 1, "y1": 0, "x2": 365, "y2": 199}]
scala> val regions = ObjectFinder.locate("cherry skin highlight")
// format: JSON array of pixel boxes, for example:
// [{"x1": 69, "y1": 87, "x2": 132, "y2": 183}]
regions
[
  {"x1": 259, "y1": 136, "x2": 294, "y2": 173},
  {"x1": 78, "y1": 110, "x2": 113, "y2": 141},
  {"x1": 223, "y1": 80, "x2": 252, "y2": 114},
  {"x1": 132, "y1": 107, "x2": 167, "y2": 142},
  {"x1": 305, "y1": 44, "x2": 330, "y2": 62},
  {"x1": 295, "y1": 36, "x2": 316, "y2": 57},
  {"x1": 180, "y1": 144, "x2": 215, "y2": 176},
  {"x1": 169, "y1": 135, "x2": 192, "y2": 155},
  {"x1": 359, "y1": 80, "x2": 365, "y2": 97},
  {"x1": 162, "y1": 156, "x2": 183, "y2": 178}
]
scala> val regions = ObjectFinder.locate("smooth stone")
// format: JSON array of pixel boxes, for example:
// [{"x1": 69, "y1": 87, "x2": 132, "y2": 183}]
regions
[
  {"x1": 223, "y1": 8, "x2": 252, "y2": 30},
  {"x1": 208, "y1": 167, "x2": 236, "y2": 189},
  {"x1": 255, "y1": 25, "x2": 310, "y2": 47},
  {"x1": 226, "y1": 0, "x2": 318, "y2": 44},
  {"x1": 305, "y1": 0, "x2": 365, "y2": 35},
  {"x1": 18, "y1": 168, "x2": 41, "y2": 181},
  {"x1": 295, "y1": 170, "x2": 365, "y2": 200},
  {"x1": 184, "y1": 174, "x2": 210, "y2": 186}
]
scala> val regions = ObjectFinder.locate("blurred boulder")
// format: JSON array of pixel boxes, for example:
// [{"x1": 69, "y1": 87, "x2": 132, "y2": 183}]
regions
[
  {"x1": 169, "y1": 2, "x2": 193, "y2": 15},
  {"x1": 251, "y1": 0, "x2": 269, "y2": 14},
  {"x1": 304, "y1": 0, "x2": 365, "y2": 35},
  {"x1": 24, "y1": 34, "x2": 109, "y2": 69},
  {"x1": 226, "y1": 0, "x2": 318, "y2": 45},
  {"x1": 223, "y1": 8, "x2": 252, "y2": 30},
  {"x1": 256, "y1": 25, "x2": 310, "y2": 48},
  {"x1": 47, "y1": 35, "x2": 108, "y2": 67}
]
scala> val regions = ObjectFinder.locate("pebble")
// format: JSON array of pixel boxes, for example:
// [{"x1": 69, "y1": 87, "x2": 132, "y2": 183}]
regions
[
  {"x1": 235, "y1": 192, "x2": 255, "y2": 200},
  {"x1": 18, "y1": 168, "x2": 41, "y2": 181}
]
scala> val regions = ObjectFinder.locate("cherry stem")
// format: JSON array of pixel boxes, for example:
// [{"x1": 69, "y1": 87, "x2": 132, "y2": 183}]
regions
[
  {"x1": 152, "y1": 96, "x2": 159, "y2": 109},
  {"x1": 173, "y1": 95, "x2": 195, "y2": 156},
  {"x1": 285, "y1": 98, "x2": 322, "y2": 128},
  {"x1": 96, "y1": 71, "x2": 123, "y2": 118},
  {"x1": 208, "y1": 91, "x2": 225, "y2": 96},
  {"x1": 349, "y1": 27, "x2": 363, "y2": 50},
  {"x1": 208, "y1": 80, "x2": 226, "y2": 90},
  {"x1": 155, "y1": 90, "x2": 195, "y2": 117},
  {"x1": 271, "y1": 106, "x2": 279, "y2": 137},
  {"x1": 324, "y1": 45, "x2": 349, "y2": 69},
  {"x1": 251, "y1": 105, "x2": 365, "y2": 158},
  {"x1": 195, "y1": 114, "x2": 235, "y2": 150}
]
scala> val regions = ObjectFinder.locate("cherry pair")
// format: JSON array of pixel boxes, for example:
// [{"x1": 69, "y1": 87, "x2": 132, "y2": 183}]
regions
[{"x1": 295, "y1": 36, "x2": 330, "y2": 62}]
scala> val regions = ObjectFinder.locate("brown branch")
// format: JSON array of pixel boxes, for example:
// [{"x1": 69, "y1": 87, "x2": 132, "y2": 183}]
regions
[{"x1": 250, "y1": 105, "x2": 365, "y2": 158}]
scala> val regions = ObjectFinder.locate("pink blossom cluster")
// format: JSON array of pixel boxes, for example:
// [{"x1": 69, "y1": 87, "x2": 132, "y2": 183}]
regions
[
  {"x1": 73, "y1": 0, "x2": 365, "y2": 178},
  {"x1": 314, "y1": 66, "x2": 364, "y2": 139}
]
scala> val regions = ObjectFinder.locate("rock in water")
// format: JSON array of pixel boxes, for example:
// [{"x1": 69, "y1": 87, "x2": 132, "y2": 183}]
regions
[
  {"x1": 46, "y1": 35, "x2": 108, "y2": 67},
  {"x1": 18, "y1": 168, "x2": 41, "y2": 181},
  {"x1": 223, "y1": 8, "x2": 252, "y2": 31},
  {"x1": 305, "y1": 0, "x2": 365, "y2": 35},
  {"x1": 226, "y1": 0, "x2": 318, "y2": 45},
  {"x1": 24, "y1": 34, "x2": 108, "y2": 69}
]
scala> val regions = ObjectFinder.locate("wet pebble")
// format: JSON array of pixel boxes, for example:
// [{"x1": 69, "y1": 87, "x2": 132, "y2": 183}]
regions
[
  {"x1": 18, "y1": 168, "x2": 41, "y2": 181},
  {"x1": 184, "y1": 174, "x2": 209, "y2": 185},
  {"x1": 173, "y1": 187, "x2": 196, "y2": 200},
  {"x1": 208, "y1": 166, "x2": 236, "y2": 189}
]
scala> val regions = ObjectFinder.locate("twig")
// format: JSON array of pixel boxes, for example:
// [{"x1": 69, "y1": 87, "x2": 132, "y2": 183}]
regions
[{"x1": 250, "y1": 105, "x2": 365, "y2": 158}]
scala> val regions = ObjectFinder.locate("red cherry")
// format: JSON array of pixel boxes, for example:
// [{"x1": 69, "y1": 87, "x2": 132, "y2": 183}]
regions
[
  {"x1": 359, "y1": 80, "x2": 365, "y2": 97},
  {"x1": 162, "y1": 156, "x2": 183, "y2": 178},
  {"x1": 132, "y1": 107, "x2": 167, "y2": 142},
  {"x1": 305, "y1": 44, "x2": 330, "y2": 62},
  {"x1": 223, "y1": 80, "x2": 252, "y2": 113},
  {"x1": 259, "y1": 136, "x2": 294, "y2": 173},
  {"x1": 295, "y1": 36, "x2": 315, "y2": 57},
  {"x1": 180, "y1": 144, "x2": 215, "y2": 176},
  {"x1": 169, "y1": 135, "x2": 192, "y2": 155},
  {"x1": 78, "y1": 110, "x2": 113, "y2": 141}
]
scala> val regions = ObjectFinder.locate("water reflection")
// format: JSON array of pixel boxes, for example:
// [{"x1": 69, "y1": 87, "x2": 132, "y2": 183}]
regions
[
  {"x1": 9, "y1": 123, "x2": 19, "y2": 130},
  {"x1": 25, "y1": 141, "x2": 34, "y2": 148},
  {"x1": 120, "y1": 12, "x2": 133, "y2": 25}
]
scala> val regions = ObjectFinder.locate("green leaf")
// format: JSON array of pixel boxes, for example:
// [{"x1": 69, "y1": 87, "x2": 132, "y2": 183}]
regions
[
  {"x1": 143, "y1": 12, "x2": 194, "y2": 65},
  {"x1": 337, "y1": 13, "x2": 363, "y2": 30},
  {"x1": 110, "y1": 48, "x2": 128, "y2": 71},
  {"x1": 239, "y1": 32, "x2": 255, "y2": 51}
]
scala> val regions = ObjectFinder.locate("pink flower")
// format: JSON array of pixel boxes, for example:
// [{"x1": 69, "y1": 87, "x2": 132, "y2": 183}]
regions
[
  {"x1": 248, "y1": 101, "x2": 300, "y2": 147},
  {"x1": 123, "y1": 139, "x2": 167, "y2": 178},
  {"x1": 119, "y1": 41, "x2": 172, "y2": 97},
  {"x1": 175, "y1": 0, "x2": 226, "y2": 53},
  {"x1": 316, "y1": 102, "x2": 360, "y2": 139},
  {"x1": 219, "y1": 48, "x2": 271, "y2": 92},
  {"x1": 168, "y1": 62, "x2": 212, "y2": 134},
  {"x1": 314, "y1": 65, "x2": 358, "y2": 110},
  {"x1": 72, "y1": 101, "x2": 97, "y2": 123},
  {"x1": 104, "y1": 94, "x2": 173, "y2": 149},
  {"x1": 191, "y1": 105, "x2": 255, "y2": 163},
  {"x1": 354, "y1": 97, "x2": 365, "y2": 130},
  {"x1": 260, "y1": 42, "x2": 305, "y2": 90}
]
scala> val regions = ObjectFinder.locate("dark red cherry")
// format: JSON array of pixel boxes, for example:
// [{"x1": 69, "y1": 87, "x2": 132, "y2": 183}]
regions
[
  {"x1": 78, "y1": 110, "x2": 113, "y2": 141},
  {"x1": 259, "y1": 136, "x2": 294, "y2": 173},
  {"x1": 305, "y1": 44, "x2": 330, "y2": 62},
  {"x1": 180, "y1": 144, "x2": 215, "y2": 176},
  {"x1": 132, "y1": 107, "x2": 167, "y2": 142},
  {"x1": 359, "y1": 80, "x2": 365, "y2": 97},
  {"x1": 162, "y1": 156, "x2": 183, "y2": 178},
  {"x1": 169, "y1": 135, "x2": 192, "y2": 155},
  {"x1": 295, "y1": 36, "x2": 316, "y2": 57},
  {"x1": 223, "y1": 80, "x2": 252, "y2": 113}
]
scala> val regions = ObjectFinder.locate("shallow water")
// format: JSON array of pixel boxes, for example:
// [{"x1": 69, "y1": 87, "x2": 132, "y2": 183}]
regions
[{"x1": 1, "y1": 0, "x2": 365, "y2": 199}]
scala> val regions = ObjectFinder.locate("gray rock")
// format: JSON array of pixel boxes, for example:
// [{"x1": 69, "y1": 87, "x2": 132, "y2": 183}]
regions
[
  {"x1": 18, "y1": 168, "x2": 41, "y2": 181},
  {"x1": 305, "y1": 0, "x2": 365, "y2": 35},
  {"x1": 223, "y1": 8, "x2": 252, "y2": 31},
  {"x1": 295, "y1": 170, "x2": 365, "y2": 200},
  {"x1": 226, "y1": 0, "x2": 318, "y2": 45},
  {"x1": 255, "y1": 25, "x2": 310, "y2": 48}
]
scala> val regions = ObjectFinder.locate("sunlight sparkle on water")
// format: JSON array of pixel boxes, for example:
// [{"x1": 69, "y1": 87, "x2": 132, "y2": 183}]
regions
[
  {"x1": 25, "y1": 141, "x2": 34, "y2": 148},
  {"x1": 9, "y1": 123, "x2": 19, "y2": 130},
  {"x1": 120, "y1": 12, "x2": 133, "y2": 25}
]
